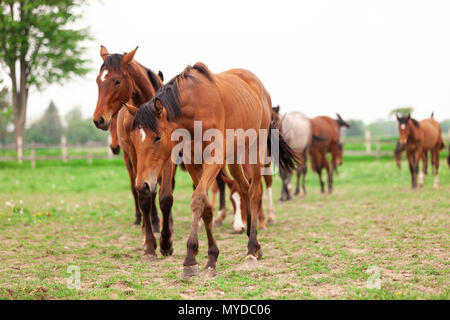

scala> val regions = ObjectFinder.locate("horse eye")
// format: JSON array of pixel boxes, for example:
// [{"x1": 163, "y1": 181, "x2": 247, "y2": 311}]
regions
[
  {"x1": 115, "y1": 80, "x2": 121, "y2": 86},
  {"x1": 154, "y1": 136, "x2": 161, "y2": 143}
]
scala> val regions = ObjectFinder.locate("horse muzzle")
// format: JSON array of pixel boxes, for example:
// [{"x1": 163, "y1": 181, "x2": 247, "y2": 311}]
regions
[{"x1": 93, "y1": 116, "x2": 111, "y2": 131}]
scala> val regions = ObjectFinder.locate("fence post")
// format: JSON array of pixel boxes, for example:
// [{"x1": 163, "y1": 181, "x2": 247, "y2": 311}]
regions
[
  {"x1": 17, "y1": 136, "x2": 23, "y2": 164},
  {"x1": 107, "y1": 135, "x2": 113, "y2": 159},
  {"x1": 61, "y1": 136, "x2": 67, "y2": 163},
  {"x1": 365, "y1": 131, "x2": 371, "y2": 154},
  {"x1": 376, "y1": 139, "x2": 381, "y2": 159},
  {"x1": 88, "y1": 148, "x2": 93, "y2": 165},
  {"x1": 31, "y1": 142, "x2": 36, "y2": 169}
]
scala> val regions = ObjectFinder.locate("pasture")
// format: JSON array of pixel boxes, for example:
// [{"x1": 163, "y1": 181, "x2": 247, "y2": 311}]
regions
[{"x1": 0, "y1": 156, "x2": 448, "y2": 300}]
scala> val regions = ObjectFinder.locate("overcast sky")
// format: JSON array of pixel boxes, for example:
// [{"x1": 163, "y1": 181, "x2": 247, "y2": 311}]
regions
[{"x1": 25, "y1": 0, "x2": 450, "y2": 125}]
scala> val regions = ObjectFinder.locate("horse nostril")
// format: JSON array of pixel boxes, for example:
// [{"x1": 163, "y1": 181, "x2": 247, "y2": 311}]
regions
[{"x1": 98, "y1": 117, "x2": 105, "y2": 126}]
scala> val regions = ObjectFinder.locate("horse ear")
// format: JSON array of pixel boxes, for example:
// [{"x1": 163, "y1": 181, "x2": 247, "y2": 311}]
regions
[
  {"x1": 336, "y1": 113, "x2": 343, "y2": 121},
  {"x1": 121, "y1": 46, "x2": 139, "y2": 66},
  {"x1": 406, "y1": 113, "x2": 411, "y2": 121},
  {"x1": 272, "y1": 105, "x2": 280, "y2": 114},
  {"x1": 396, "y1": 114, "x2": 401, "y2": 121},
  {"x1": 100, "y1": 45, "x2": 109, "y2": 62},
  {"x1": 154, "y1": 99, "x2": 164, "y2": 117},
  {"x1": 158, "y1": 71, "x2": 164, "y2": 82},
  {"x1": 123, "y1": 102, "x2": 138, "y2": 115}
]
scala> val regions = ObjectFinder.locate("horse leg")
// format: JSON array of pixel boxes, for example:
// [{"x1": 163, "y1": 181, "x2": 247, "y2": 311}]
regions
[
  {"x1": 257, "y1": 181, "x2": 266, "y2": 230},
  {"x1": 138, "y1": 194, "x2": 158, "y2": 261},
  {"x1": 214, "y1": 172, "x2": 227, "y2": 226},
  {"x1": 322, "y1": 152, "x2": 333, "y2": 194},
  {"x1": 294, "y1": 165, "x2": 301, "y2": 196},
  {"x1": 407, "y1": 150, "x2": 417, "y2": 189},
  {"x1": 432, "y1": 147, "x2": 440, "y2": 189},
  {"x1": 279, "y1": 168, "x2": 291, "y2": 202},
  {"x1": 301, "y1": 151, "x2": 308, "y2": 196},
  {"x1": 182, "y1": 163, "x2": 221, "y2": 279},
  {"x1": 231, "y1": 186, "x2": 245, "y2": 234},
  {"x1": 159, "y1": 162, "x2": 174, "y2": 256},
  {"x1": 246, "y1": 164, "x2": 264, "y2": 262},
  {"x1": 263, "y1": 171, "x2": 275, "y2": 224},
  {"x1": 124, "y1": 153, "x2": 141, "y2": 226},
  {"x1": 419, "y1": 152, "x2": 427, "y2": 188}
]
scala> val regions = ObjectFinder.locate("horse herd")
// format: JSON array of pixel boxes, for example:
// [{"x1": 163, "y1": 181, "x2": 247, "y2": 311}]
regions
[{"x1": 92, "y1": 46, "x2": 448, "y2": 279}]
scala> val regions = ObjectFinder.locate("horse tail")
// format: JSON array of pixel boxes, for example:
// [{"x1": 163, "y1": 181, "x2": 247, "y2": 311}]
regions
[
  {"x1": 268, "y1": 120, "x2": 300, "y2": 172},
  {"x1": 312, "y1": 134, "x2": 327, "y2": 142}
]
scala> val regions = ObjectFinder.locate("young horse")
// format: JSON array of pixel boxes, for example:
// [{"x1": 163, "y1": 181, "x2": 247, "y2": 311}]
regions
[
  {"x1": 128, "y1": 63, "x2": 298, "y2": 278},
  {"x1": 275, "y1": 110, "x2": 312, "y2": 201},
  {"x1": 92, "y1": 46, "x2": 175, "y2": 259},
  {"x1": 396, "y1": 114, "x2": 444, "y2": 189},
  {"x1": 309, "y1": 114, "x2": 349, "y2": 193}
]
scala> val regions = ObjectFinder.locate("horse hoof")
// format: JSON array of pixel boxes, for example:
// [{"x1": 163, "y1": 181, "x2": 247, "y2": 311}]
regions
[
  {"x1": 267, "y1": 218, "x2": 275, "y2": 225},
  {"x1": 133, "y1": 222, "x2": 140, "y2": 228},
  {"x1": 242, "y1": 255, "x2": 258, "y2": 270},
  {"x1": 214, "y1": 219, "x2": 223, "y2": 226},
  {"x1": 143, "y1": 254, "x2": 158, "y2": 263},
  {"x1": 182, "y1": 264, "x2": 199, "y2": 279},
  {"x1": 257, "y1": 249, "x2": 263, "y2": 260},
  {"x1": 160, "y1": 246, "x2": 174, "y2": 256},
  {"x1": 232, "y1": 227, "x2": 245, "y2": 234},
  {"x1": 200, "y1": 267, "x2": 217, "y2": 279}
]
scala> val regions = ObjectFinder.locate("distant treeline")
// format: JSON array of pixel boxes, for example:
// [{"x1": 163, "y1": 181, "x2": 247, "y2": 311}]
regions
[
  {"x1": 0, "y1": 101, "x2": 108, "y2": 144},
  {"x1": 343, "y1": 118, "x2": 450, "y2": 138},
  {"x1": 1, "y1": 102, "x2": 450, "y2": 144}
]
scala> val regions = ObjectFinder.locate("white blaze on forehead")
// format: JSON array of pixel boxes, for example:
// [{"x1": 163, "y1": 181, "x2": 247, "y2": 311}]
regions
[
  {"x1": 401, "y1": 124, "x2": 406, "y2": 130},
  {"x1": 139, "y1": 128, "x2": 146, "y2": 142},
  {"x1": 100, "y1": 70, "x2": 108, "y2": 82}
]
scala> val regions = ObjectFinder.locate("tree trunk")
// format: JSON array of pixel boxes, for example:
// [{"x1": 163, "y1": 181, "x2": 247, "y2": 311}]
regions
[{"x1": 11, "y1": 57, "x2": 29, "y2": 155}]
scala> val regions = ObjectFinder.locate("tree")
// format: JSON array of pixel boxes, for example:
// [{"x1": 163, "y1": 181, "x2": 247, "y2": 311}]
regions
[
  {"x1": 0, "y1": 0, "x2": 90, "y2": 152},
  {"x1": 64, "y1": 106, "x2": 107, "y2": 144},
  {"x1": 26, "y1": 100, "x2": 63, "y2": 143},
  {"x1": 0, "y1": 78, "x2": 12, "y2": 143},
  {"x1": 389, "y1": 106, "x2": 414, "y2": 117},
  {"x1": 344, "y1": 119, "x2": 365, "y2": 137}
]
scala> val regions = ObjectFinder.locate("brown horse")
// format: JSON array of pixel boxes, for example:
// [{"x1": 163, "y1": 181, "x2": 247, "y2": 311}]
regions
[
  {"x1": 127, "y1": 63, "x2": 298, "y2": 278},
  {"x1": 396, "y1": 114, "x2": 444, "y2": 189},
  {"x1": 92, "y1": 46, "x2": 175, "y2": 259},
  {"x1": 309, "y1": 114, "x2": 349, "y2": 193}
]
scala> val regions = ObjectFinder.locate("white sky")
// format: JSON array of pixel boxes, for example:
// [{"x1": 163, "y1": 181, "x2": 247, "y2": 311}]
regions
[{"x1": 26, "y1": 0, "x2": 450, "y2": 125}]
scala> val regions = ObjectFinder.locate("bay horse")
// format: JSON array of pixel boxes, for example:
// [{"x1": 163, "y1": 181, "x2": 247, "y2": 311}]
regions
[
  {"x1": 396, "y1": 113, "x2": 444, "y2": 189},
  {"x1": 309, "y1": 114, "x2": 350, "y2": 194},
  {"x1": 127, "y1": 63, "x2": 298, "y2": 278},
  {"x1": 92, "y1": 46, "x2": 175, "y2": 259},
  {"x1": 275, "y1": 110, "x2": 312, "y2": 201}
]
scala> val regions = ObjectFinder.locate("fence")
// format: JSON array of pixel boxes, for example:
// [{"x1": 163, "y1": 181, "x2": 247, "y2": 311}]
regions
[
  {"x1": 1, "y1": 130, "x2": 449, "y2": 168},
  {"x1": 0, "y1": 135, "x2": 120, "y2": 168}
]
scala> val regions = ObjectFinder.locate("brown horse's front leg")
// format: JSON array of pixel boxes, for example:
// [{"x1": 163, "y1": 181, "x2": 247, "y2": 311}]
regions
[
  {"x1": 159, "y1": 162, "x2": 174, "y2": 256},
  {"x1": 182, "y1": 164, "x2": 221, "y2": 279},
  {"x1": 138, "y1": 194, "x2": 158, "y2": 261},
  {"x1": 123, "y1": 153, "x2": 141, "y2": 226},
  {"x1": 246, "y1": 164, "x2": 263, "y2": 261}
]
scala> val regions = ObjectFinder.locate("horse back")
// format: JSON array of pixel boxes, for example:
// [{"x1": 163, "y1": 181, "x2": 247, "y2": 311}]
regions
[{"x1": 419, "y1": 118, "x2": 442, "y2": 150}]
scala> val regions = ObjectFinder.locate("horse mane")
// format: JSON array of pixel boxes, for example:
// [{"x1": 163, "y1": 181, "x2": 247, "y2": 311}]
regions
[
  {"x1": 411, "y1": 118, "x2": 420, "y2": 128},
  {"x1": 133, "y1": 62, "x2": 213, "y2": 133}
]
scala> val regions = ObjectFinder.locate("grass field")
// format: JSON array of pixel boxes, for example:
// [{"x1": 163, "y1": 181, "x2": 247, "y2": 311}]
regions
[{"x1": 0, "y1": 156, "x2": 448, "y2": 300}]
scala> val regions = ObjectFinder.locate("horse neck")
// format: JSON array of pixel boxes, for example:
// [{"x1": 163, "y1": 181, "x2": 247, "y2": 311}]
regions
[
  {"x1": 407, "y1": 121, "x2": 421, "y2": 143},
  {"x1": 128, "y1": 62, "x2": 157, "y2": 106}
]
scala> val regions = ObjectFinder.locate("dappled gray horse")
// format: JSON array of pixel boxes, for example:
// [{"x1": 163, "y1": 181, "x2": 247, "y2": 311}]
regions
[{"x1": 278, "y1": 111, "x2": 312, "y2": 201}]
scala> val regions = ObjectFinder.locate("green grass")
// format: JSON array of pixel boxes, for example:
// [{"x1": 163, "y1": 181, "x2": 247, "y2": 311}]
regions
[{"x1": 0, "y1": 157, "x2": 448, "y2": 300}]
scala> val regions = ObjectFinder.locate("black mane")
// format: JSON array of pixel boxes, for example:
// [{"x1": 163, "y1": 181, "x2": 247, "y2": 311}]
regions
[
  {"x1": 398, "y1": 116, "x2": 420, "y2": 128},
  {"x1": 133, "y1": 63, "x2": 213, "y2": 133}
]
